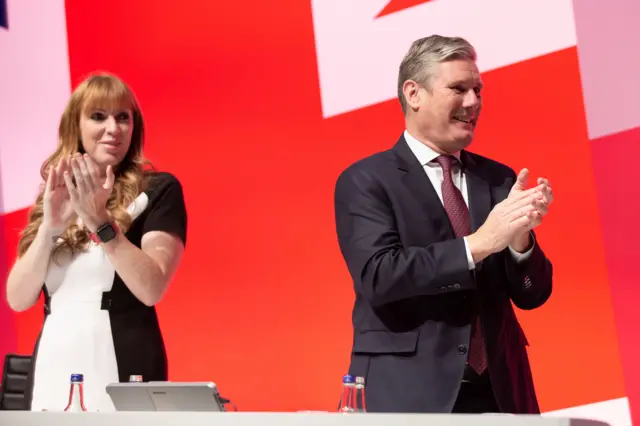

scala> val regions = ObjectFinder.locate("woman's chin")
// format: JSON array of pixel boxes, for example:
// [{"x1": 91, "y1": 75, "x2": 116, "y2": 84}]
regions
[{"x1": 92, "y1": 154, "x2": 122, "y2": 169}]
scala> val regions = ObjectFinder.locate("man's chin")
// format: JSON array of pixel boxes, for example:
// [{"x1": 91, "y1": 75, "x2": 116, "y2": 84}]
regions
[{"x1": 449, "y1": 133, "x2": 474, "y2": 152}]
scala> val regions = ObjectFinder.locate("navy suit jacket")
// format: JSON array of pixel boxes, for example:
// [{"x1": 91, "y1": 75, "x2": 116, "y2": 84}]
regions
[{"x1": 334, "y1": 135, "x2": 553, "y2": 413}]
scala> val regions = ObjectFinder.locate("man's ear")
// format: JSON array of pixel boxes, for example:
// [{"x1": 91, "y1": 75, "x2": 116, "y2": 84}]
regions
[{"x1": 403, "y1": 80, "x2": 422, "y2": 111}]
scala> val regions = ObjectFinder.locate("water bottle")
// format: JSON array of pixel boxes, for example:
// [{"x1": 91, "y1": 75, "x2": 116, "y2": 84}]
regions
[
  {"x1": 129, "y1": 375, "x2": 143, "y2": 382},
  {"x1": 337, "y1": 374, "x2": 355, "y2": 413},
  {"x1": 64, "y1": 373, "x2": 87, "y2": 412},
  {"x1": 354, "y1": 376, "x2": 367, "y2": 412}
]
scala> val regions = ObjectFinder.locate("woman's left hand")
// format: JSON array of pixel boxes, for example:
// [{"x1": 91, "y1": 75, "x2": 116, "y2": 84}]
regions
[{"x1": 63, "y1": 153, "x2": 115, "y2": 232}]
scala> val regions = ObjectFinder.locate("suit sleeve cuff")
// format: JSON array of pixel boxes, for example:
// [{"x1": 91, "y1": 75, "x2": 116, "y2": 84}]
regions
[
  {"x1": 463, "y1": 237, "x2": 476, "y2": 270},
  {"x1": 508, "y1": 232, "x2": 536, "y2": 264}
]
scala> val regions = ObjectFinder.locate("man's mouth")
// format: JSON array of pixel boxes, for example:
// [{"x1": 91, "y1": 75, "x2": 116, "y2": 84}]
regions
[{"x1": 453, "y1": 116, "x2": 474, "y2": 125}]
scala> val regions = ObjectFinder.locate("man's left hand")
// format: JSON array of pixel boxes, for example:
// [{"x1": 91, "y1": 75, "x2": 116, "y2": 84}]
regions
[{"x1": 508, "y1": 169, "x2": 554, "y2": 252}]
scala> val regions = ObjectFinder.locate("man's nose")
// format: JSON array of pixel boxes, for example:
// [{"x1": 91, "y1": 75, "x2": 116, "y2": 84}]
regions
[{"x1": 463, "y1": 90, "x2": 480, "y2": 108}]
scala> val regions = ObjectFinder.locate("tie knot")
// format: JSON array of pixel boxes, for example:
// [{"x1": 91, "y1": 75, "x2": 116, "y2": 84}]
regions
[{"x1": 435, "y1": 155, "x2": 456, "y2": 172}]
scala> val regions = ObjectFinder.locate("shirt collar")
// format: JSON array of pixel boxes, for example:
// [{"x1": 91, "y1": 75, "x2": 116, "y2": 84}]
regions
[{"x1": 404, "y1": 130, "x2": 462, "y2": 166}]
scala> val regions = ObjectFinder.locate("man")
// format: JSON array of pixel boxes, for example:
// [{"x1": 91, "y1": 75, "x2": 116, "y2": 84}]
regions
[{"x1": 334, "y1": 35, "x2": 553, "y2": 414}]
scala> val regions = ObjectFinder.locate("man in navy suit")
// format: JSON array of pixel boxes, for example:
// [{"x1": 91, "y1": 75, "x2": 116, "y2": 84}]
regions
[{"x1": 334, "y1": 35, "x2": 554, "y2": 414}]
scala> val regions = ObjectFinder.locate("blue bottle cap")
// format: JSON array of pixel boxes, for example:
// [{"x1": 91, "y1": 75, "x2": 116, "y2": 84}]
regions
[
  {"x1": 342, "y1": 374, "x2": 355, "y2": 384},
  {"x1": 70, "y1": 373, "x2": 84, "y2": 383}
]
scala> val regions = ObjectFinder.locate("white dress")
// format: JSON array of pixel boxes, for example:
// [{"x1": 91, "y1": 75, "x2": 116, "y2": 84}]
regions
[{"x1": 30, "y1": 193, "x2": 149, "y2": 412}]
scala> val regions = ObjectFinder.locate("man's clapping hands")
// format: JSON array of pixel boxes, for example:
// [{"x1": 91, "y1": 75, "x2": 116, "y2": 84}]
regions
[{"x1": 467, "y1": 168, "x2": 554, "y2": 262}]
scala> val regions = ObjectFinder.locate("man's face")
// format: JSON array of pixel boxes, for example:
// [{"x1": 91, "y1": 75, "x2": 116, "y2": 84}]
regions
[{"x1": 405, "y1": 59, "x2": 483, "y2": 153}]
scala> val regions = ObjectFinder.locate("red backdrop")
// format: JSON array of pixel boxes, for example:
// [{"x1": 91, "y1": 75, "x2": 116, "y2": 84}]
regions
[{"x1": 1, "y1": 0, "x2": 628, "y2": 417}]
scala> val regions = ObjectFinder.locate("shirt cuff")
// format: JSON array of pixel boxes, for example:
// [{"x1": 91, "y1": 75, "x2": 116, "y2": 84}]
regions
[
  {"x1": 508, "y1": 232, "x2": 536, "y2": 264},
  {"x1": 463, "y1": 237, "x2": 475, "y2": 270}
]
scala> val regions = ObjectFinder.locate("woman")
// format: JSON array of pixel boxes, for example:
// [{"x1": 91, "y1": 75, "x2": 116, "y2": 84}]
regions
[{"x1": 5, "y1": 72, "x2": 187, "y2": 412}]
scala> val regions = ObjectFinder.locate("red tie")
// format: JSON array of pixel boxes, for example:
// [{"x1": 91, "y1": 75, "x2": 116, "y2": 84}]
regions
[{"x1": 435, "y1": 155, "x2": 487, "y2": 375}]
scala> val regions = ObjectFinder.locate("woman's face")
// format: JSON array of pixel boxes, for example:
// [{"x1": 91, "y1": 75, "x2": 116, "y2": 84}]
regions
[{"x1": 79, "y1": 106, "x2": 134, "y2": 172}]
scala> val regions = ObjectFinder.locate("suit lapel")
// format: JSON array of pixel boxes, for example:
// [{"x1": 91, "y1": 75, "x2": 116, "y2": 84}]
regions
[
  {"x1": 394, "y1": 136, "x2": 494, "y2": 238},
  {"x1": 393, "y1": 136, "x2": 455, "y2": 240},
  {"x1": 462, "y1": 151, "x2": 492, "y2": 233}
]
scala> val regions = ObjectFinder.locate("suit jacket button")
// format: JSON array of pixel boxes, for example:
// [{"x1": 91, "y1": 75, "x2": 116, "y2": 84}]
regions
[
  {"x1": 457, "y1": 345, "x2": 468, "y2": 355},
  {"x1": 453, "y1": 283, "x2": 461, "y2": 290}
]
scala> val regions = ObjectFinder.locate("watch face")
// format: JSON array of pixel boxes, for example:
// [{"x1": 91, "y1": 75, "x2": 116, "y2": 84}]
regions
[{"x1": 97, "y1": 224, "x2": 117, "y2": 242}]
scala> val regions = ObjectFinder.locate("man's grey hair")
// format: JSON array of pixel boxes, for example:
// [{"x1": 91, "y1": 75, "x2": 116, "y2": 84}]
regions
[{"x1": 397, "y1": 35, "x2": 477, "y2": 114}]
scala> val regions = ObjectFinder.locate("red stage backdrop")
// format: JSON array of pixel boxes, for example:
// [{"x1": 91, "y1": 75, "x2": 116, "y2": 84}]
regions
[{"x1": 1, "y1": 1, "x2": 638, "y2": 425}]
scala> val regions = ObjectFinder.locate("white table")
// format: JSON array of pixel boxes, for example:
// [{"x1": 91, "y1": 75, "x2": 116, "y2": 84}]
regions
[{"x1": 0, "y1": 411, "x2": 611, "y2": 426}]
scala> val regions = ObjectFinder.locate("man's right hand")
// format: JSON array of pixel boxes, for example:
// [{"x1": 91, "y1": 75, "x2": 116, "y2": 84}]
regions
[{"x1": 467, "y1": 186, "x2": 544, "y2": 264}]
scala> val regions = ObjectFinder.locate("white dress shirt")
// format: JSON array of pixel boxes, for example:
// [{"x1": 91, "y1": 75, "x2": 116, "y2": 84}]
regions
[{"x1": 403, "y1": 130, "x2": 533, "y2": 270}]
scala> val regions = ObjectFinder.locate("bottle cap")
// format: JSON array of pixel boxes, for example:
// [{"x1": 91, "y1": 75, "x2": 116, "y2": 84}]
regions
[
  {"x1": 342, "y1": 374, "x2": 355, "y2": 384},
  {"x1": 355, "y1": 376, "x2": 365, "y2": 385},
  {"x1": 70, "y1": 373, "x2": 84, "y2": 383}
]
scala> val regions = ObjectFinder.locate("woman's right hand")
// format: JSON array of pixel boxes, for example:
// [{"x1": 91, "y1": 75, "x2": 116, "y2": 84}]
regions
[{"x1": 42, "y1": 158, "x2": 75, "y2": 237}]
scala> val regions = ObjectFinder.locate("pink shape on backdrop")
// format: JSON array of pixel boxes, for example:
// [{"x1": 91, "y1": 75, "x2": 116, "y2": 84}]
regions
[
  {"x1": 573, "y1": 0, "x2": 640, "y2": 139},
  {"x1": 590, "y1": 126, "x2": 640, "y2": 426},
  {"x1": 0, "y1": 0, "x2": 70, "y2": 215},
  {"x1": 0, "y1": 0, "x2": 70, "y2": 363},
  {"x1": 574, "y1": 0, "x2": 640, "y2": 422}
]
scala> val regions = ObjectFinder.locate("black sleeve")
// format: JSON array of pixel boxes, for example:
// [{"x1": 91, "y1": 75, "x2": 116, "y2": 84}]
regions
[
  {"x1": 503, "y1": 233, "x2": 553, "y2": 310},
  {"x1": 334, "y1": 165, "x2": 474, "y2": 308},
  {"x1": 142, "y1": 172, "x2": 188, "y2": 246}
]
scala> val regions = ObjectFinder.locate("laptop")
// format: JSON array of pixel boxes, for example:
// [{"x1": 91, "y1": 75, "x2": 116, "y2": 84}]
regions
[{"x1": 106, "y1": 381, "x2": 226, "y2": 412}]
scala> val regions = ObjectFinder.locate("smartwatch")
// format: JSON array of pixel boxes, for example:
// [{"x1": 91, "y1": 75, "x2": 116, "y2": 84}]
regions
[{"x1": 89, "y1": 222, "x2": 118, "y2": 244}]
